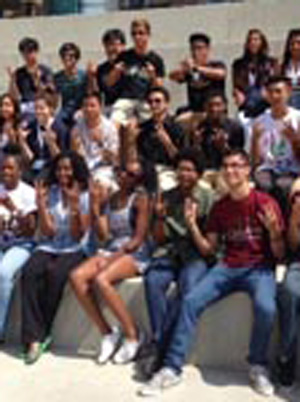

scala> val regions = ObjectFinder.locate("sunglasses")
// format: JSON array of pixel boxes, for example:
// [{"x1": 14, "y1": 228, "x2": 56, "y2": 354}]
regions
[{"x1": 148, "y1": 97, "x2": 163, "y2": 105}]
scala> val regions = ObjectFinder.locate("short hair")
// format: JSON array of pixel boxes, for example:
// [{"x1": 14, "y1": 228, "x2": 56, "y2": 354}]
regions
[
  {"x1": 102, "y1": 29, "x2": 126, "y2": 45},
  {"x1": 59, "y1": 42, "x2": 81, "y2": 60},
  {"x1": 189, "y1": 33, "x2": 211, "y2": 47},
  {"x1": 205, "y1": 90, "x2": 228, "y2": 105},
  {"x1": 2, "y1": 144, "x2": 24, "y2": 170},
  {"x1": 222, "y1": 149, "x2": 250, "y2": 166},
  {"x1": 147, "y1": 86, "x2": 170, "y2": 102},
  {"x1": 46, "y1": 151, "x2": 90, "y2": 190},
  {"x1": 266, "y1": 75, "x2": 292, "y2": 88},
  {"x1": 18, "y1": 37, "x2": 39, "y2": 54},
  {"x1": 83, "y1": 91, "x2": 102, "y2": 105},
  {"x1": 175, "y1": 148, "x2": 204, "y2": 175},
  {"x1": 35, "y1": 89, "x2": 59, "y2": 111},
  {"x1": 131, "y1": 18, "x2": 151, "y2": 35}
]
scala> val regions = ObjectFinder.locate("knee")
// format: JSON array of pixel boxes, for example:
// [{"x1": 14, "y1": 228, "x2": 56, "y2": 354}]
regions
[
  {"x1": 255, "y1": 298, "x2": 276, "y2": 322},
  {"x1": 96, "y1": 272, "x2": 110, "y2": 290},
  {"x1": 144, "y1": 270, "x2": 160, "y2": 291},
  {"x1": 0, "y1": 268, "x2": 14, "y2": 285}
]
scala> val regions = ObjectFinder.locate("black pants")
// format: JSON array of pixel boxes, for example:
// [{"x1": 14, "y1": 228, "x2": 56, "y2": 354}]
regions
[{"x1": 21, "y1": 249, "x2": 85, "y2": 346}]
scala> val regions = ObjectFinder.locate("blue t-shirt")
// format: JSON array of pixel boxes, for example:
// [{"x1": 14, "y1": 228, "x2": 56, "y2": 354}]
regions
[{"x1": 37, "y1": 185, "x2": 89, "y2": 253}]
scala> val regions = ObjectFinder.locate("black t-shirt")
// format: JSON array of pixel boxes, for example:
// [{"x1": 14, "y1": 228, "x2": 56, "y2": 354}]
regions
[
  {"x1": 15, "y1": 64, "x2": 54, "y2": 103},
  {"x1": 97, "y1": 60, "x2": 121, "y2": 107},
  {"x1": 137, "y1": 115, "x2": 185, "y2": 166},
  {"x1": 196, "y1": 117, "x2": 244, "y2": 169},
  {"x1": 185, "y1": 60, "x2": 226, "y2": 112},
  {"x1": 116, "y1": 48, "x2": 165, "y2": 100}
]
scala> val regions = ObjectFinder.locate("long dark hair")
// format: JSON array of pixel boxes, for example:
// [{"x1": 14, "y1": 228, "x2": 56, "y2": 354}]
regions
[
  {"x1": 46, "y1": 151, "x2": 90, "y2": 190},
  {"x1": 243, "y1": 29, "x2": 270, "y2": 62},
  {"x1": 282, "y1": 29, "x2": 300, "y2": 73},
  {"x1": 0, "y1": 93, "x2": 21, "y2": 132}
]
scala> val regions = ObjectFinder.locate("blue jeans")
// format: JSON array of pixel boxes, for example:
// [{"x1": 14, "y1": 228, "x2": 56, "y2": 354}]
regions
[
  {"x1": 163, "y1": 263, "x2": 277, "y2": 373},
  {"x1": 144, "y1": 257, "x2": 208, "y2": 348},
  {"x1": 0, "y1": 245, "x2": 32, "y2": 337},
  {"x1": 278, "y1": 262, "x2": 300, "y2": 361}
]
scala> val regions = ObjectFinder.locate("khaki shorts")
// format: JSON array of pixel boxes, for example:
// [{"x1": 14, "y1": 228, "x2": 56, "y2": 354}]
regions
[{"x1": 111, "y1": 98, "x2": 151, "y2": 126}]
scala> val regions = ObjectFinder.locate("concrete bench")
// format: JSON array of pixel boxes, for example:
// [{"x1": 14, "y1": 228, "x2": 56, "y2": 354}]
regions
[{"x1": 5, "y1": 276, "x2": 300, "y2": 376}]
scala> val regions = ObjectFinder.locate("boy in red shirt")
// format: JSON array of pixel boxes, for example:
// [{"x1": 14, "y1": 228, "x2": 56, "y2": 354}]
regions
[{"x1": 139, "y1": 149, "x2": 285, "y2": 398}]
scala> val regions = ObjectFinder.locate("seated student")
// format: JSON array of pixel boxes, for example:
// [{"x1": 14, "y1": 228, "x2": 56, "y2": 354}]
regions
[
  {"x1": 0, "y1": 146, "x2": 37, "y2": 342},
  {"x1": 21, "y1": 151, "x2": 90, "y2": 364},
  {"x1": 107, "y1": 18, "x2": 165, "y2": 128},
  {"x1": 142, "y1": 148, "x2": 214, "y2": 377},
  {"x1": 277, "y1": 178, "x2": 300, "y2": 387},
  {"x1": 281, "y1": 29, "x2": 300, "y2": 110},
  {"x1": 169, "y1": 33, "x2": 226, "y2": 137},
  {"x1": 192, "y1": 91, "x2": 244, "y2": 193},
  {"x1": 251, "y1": 75, "x2": 300, "y2": 212},
  {"x1": 139, "y1": 149, "x2": 284, "y2": 398},
  {"x1": 54, "y1": 42, "x2": 88, "y2": 126},
  {"x1": 88, "y1": 29, "x2": 126, "y2": 116},
  {"x1": 137, "y1": 87, "x2": 185, "y2": 191},
  {"x1": 18, "y1": 90, "x2": 68, "y2": 183},
  {"x1": 71, "y1": 92, "x2": 119, "y2": 192},
  {"x1": 0, "y1": 94, "x2": 21, "y2": 156},
  {"x1": 70, "y1": 159, "x2": 154, "y2": 365},
  {"x1": 7, "y1": 37, "x2": 54, "y2": 120},
  {"x1": 232, "y1": 29, "x2": 279, "y2": 120}
]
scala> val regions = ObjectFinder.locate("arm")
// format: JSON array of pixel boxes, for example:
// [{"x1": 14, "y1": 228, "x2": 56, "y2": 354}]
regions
[
  {"x1": 44, "y1": 128, "x2": 61, "y2": 159},
  {"x1": 66, "y1": 184, "x2": 90, "y2": 241},
  {"x1": 17, "y1": 127, "x2": 34, "y2": 163},
  {"x1": 70, "y1": 126, "x2": 85, "y2": 158},
  {"x1": 105, "y1": 61, "x2": 126, "y2": 87},
  {"x1": 288, "y1": 202, "x2": 300, "y2": 252},
  {"x1": 89, "y1": 180, "x2": 110, "y2": 242},
  {"x1": 7, "y1": 67, "x2": 20, "y2": 101},
  {"x1": 156, "y1": 123, "x2": 179, "y2": 159},
  {"x1": 122, "y1": 194, "x2": 150, "y2": 252},
  {"x1": 36, "y1": 182, "x2": 56, "y2": 237},
  {"x1": 197, "y1": 64, "x2": 226, "y2": 81},
  {"x1": 250, "y1": 121, "x2": 264, "y2": 167}
]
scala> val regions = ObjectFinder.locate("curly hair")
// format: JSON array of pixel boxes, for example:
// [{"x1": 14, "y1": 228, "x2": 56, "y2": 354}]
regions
[{"x1": 46, "y1": 151, "x2": 90, "y2": 190}]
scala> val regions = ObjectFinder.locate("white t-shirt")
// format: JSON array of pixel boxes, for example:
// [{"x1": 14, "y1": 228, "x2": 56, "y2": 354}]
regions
[
  {"x1": 0, "y1": 181, "x2": 36, "y2": 249},
  {"x1": 255, "y1": 107, "x2": 300, "y2": 174},
  {"x1": 74, "y1": 115, "x2": 119, "y2": 171}
]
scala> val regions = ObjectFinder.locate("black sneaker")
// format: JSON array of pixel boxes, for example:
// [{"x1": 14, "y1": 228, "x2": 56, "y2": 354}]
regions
[{"x1": 277, "y1": 356, "x2": 296, "y2": 387}]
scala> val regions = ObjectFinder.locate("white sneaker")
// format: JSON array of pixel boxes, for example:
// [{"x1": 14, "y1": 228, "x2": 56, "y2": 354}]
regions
[
  {"x1": 97, "y1": 327, "x2": 121, "y2": 365},
  {"x1": 138, "y1": 367, "x2": 181, "y2": 397},
  {"x1": 249, "y1": 365, "x2": 274, "y2": 397},
  {"x1": 113, "y1": 333, "x2": 143, "y2": 364}
]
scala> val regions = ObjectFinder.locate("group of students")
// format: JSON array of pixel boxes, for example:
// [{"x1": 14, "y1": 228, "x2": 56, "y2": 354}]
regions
[{"x1": 0, "y1": 16, "x2": 300, "y2": 399}]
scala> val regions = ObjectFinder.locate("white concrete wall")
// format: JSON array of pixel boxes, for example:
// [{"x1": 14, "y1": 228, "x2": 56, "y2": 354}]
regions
[{"x1": 0, "y1": 0, "x2": 299, "y2": 112}]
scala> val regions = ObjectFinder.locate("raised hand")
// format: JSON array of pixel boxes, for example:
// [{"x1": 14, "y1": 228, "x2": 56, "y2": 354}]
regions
[
  {"x1": 144, "y1": 62, "x2": 157, "y2": 80},
  {"x1": 35, "y1": 179, "x2": 48, "y2": 208},
  {"x1": 258, "y1": 204, "x2": 282, "y2": 239},
  {"x1": 86, "y1": 60, "x2": 97, "y2": 76},
  {"x1": 184, "y1": 197, "x2": 198, "y2": 228}
]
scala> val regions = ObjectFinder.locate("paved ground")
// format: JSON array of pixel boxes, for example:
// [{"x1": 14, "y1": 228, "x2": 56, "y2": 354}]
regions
[{"x1": 0, "y1": 349, "x2": 299, "y2": 402}]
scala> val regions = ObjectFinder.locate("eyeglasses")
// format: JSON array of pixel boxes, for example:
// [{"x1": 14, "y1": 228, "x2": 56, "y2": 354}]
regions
[
  {"x1": 132, "y1": 30, "x2": 147, "y2": 37},
  {"x1": 148, "y1": 98, "x2": 163, "y2": 105},
  {"x1": 222, "y1": 162, "x2": 247, "y2": 170}
]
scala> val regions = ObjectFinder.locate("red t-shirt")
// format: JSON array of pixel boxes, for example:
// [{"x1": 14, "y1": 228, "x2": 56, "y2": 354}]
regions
[{"x1": 207, "y1": 189, "x2": 284, "y2": 268}]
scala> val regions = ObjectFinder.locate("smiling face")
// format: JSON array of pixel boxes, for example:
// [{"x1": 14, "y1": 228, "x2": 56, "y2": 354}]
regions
[
  {"x1": 191, "y1": 40, "x2": 210, "y2": 64},
  {"x1": 177, "y1": 160, "x2": 199, "y2": 192},
  {"x1": 83, "y1": 96, "x2": 101, "y2": 121},
  {"x1": 148, "y1": 90, "x2": 169, "y2": 118},
  {"x1": 222, "y1": 154, "x2": 250, "y2": 190},
  {"x1": 266, "y1": 81, "x2": 291, "y2": 108},
  {"x1": 35, "y1": 98, "x2": 53, "y2": 127},
  {"x1": 247, "y1": 31, "x2": 264, "y2": 55},
  {"x1": 104, "y1": 39, "x2": 125, "y2": 62},
  {"x1": 0, "y1": 96, "x2": 16, "y2": 121},
  {"x1": 206, "y1": 95, "x2": 227, "y2": 121},
  {"x1": 131, "y1": 24, "x2": 150, "y2": 51},
  {"x1": 55, "y1": 157, "x2": 74, "y2": 189},
  {"x1": 116, "y1": 161, "x2": 142, "y2": 191},
  {"x1": 2, "y1": 156, "x2": 21, "y2": 190}
]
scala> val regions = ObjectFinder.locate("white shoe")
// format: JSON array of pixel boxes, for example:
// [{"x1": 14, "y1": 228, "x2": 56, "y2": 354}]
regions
[
  {"x1": 138, "y1": 367, "x2": 181, "y2": 397},
  {"x1": 97, "y1": 327, "x2": 121, "y2": 365},
  {"x1": 249, "y1": 365, "x2": 274, "y2": 397},
  {"x1": 112, "y1": 333, "x2": 143, "y2": 364}
]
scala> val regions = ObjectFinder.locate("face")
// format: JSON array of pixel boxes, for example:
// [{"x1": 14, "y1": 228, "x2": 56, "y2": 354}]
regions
[
  {"x1": 116, "y1": 161, "x2": 142, "y2": 189},
  {"x1": 61, "y1": 51, "x2": 78, "y2": 70},
  {"x1": 22, "y1": 50, "x2": 38, "y2": 66},
  {"x1": 104, "y1": 39, "x2": 125, "y2": 62},
  {"x1": 266, "y1": 82, "x2": 291, "y2": 107},
  {"x1": 191, "y1": 41, "x2": 210, "y2": 63},
  {"x1": 56, "y1": 157, "x2": 74, "y2": 188},
  {"x1": 177, "y1": 160, "x2": 199, "y2": 191},
  {"x1": 222, "y1": 155, "x2": 250, "y2": 189},
  {"x1": 0, "y1": 96, "x2": 16, "y2": 120},
  {"x1": 206, "y1": 96, "x2": 226, "y2": 120},
  {"x1": 2, "y1": 157, "x2": 20, "y2": 189},
  {"x1": 131, "y1": 25, "x2": 150, "y2": 49},
  {"x1": 247, "y1": 32, "x2": 263, "y2": 55},
  {"x1": 35, "y1": 99, "x2": 52, "y2": 126},
  {"x1": 290, "y1": 34, "x2": 300, "y2": 60},
  {"x1": 83, "y1": 96, "x2": 101, "y2": 121},
  {"x1": 148, "y1": 91, "x2": 169, "y2": 117}
]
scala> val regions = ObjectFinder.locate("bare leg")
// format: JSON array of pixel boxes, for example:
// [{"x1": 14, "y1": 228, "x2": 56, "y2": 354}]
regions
[
  {"x1": 95, "y1": 254, "x2": 139, "y2": 340},
  {"x1": 70, "y1": 255, "x2": 112, "y2": 335}
]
